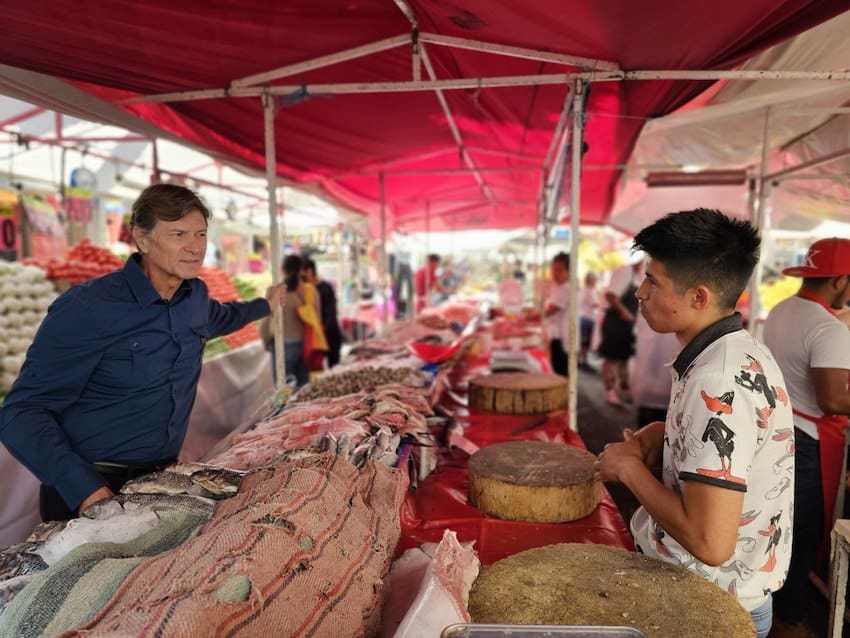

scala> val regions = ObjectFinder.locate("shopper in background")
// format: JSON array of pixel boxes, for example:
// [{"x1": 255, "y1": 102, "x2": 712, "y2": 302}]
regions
[
  {"x1": 260, "y1": 254, "x2": 312, "y2": 388},
  {"x1": 414, "y1": 254, "x2": 447, "y2": 313},
  {"x1": 0, "y1": 184, "x2": 281, "y2": 521},
  {"x1": 597, "y1": 259, "x2": 642, "y2": 405},
  {"x1": 543, "y1": 251, "x2": 571, "y2": 377},
  {"x1": 578, "y1": 271, "x2": 598, "y2": 371},
  {"x1": 597, "y1": 209, "x2": 792, "y2": 637},
  {"x1": 763, "y1": 237, "x2": 850, "y2": 629},
  {"x1": 630, "y1": 313, "x2": 680, "y2": 428},
  {"x1": 303, "y1": 258, "x2": 343, "y2": 368}
]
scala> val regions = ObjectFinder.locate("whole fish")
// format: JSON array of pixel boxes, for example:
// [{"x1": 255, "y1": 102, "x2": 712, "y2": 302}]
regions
[
  {"x1": 0, "y1": 545, "x2": 47, "y2": 581},
  {"x1": 189, "y1": 467, "x2": 243, "y2": 496},
  {"x1": 82, "y1": 493, "x2": 216, "y2": 521},
  {"x1": 121, "y1": 471, "x2": 214, "y2": 498}
]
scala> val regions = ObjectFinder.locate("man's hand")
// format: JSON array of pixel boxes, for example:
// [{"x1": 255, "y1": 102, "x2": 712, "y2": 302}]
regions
[
  {"x1": 595, "y1": 429, "x2": 645, "y2": 483},
  {"x1": 265, "y1": 283, "x2": 285, "y2": 309},
  {"x1": 78, "y1": 486, "x2": 114, "y2": 515}
]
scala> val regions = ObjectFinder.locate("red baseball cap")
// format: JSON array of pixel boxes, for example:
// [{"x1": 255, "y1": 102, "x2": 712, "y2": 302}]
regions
[{"x1": 783, "y1": 237, "x2": 850, "y2": 278}]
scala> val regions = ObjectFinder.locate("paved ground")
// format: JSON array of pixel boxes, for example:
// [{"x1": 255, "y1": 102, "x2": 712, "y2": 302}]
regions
[{"x1": 572, "y1": 362, "x2": 831, "y2": 638}]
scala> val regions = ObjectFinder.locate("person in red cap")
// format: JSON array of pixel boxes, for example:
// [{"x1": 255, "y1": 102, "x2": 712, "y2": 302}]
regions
[{"x1": 763, "y1": 237, "x2": 850, "y2": 627}]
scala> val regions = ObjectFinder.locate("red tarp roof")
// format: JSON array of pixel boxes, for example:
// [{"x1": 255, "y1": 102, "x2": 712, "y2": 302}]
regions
[{"x1": 0, "y1": 1, "x2": 843, "y2": 233}]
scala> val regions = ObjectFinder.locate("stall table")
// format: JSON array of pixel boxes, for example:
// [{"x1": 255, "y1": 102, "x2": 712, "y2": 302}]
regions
[{"x1": 398, "y1": 343, "x2": 634, "y2": 566}]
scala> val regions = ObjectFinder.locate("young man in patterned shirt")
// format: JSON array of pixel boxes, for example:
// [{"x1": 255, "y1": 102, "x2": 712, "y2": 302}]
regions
[{"x1": 596, "y1": 209, "x2": 793, "y2": 638}]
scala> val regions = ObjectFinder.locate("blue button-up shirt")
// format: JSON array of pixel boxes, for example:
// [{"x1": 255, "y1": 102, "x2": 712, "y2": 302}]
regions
[{"x1": 0, "y1": 254, "x2": 270, "y2": 510}]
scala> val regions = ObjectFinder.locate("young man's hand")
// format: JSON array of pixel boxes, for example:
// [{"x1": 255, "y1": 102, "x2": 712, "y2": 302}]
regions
[
  {"x1": 595, "y1": 429, "x2": 644, "y2": 483},
  {"x1": 78, "y1": 485, "x2": 115, "y2": 515}
]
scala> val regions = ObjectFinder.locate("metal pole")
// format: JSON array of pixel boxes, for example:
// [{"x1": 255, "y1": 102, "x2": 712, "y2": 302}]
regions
[
  {"x1": 263, "y1": 92, "x2": 286, "y2": 390},
  {"x1": 379, "y1": 172, "x2": 389, "y2": 328},
  {"x1": 567, "y1": 79, "x2": 586, "y2": 433},
  {"x1": 749, "y1": 108, "x2": 771, "y2": 335},
  {"x1": 423, "y1": 200, "x2": 431, "y2": 316}
]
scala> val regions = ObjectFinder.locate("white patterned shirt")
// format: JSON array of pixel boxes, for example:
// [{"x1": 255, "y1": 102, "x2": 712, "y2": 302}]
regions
[{"x1": 631, "y1": 314, "x2": 794, "y2": 612}]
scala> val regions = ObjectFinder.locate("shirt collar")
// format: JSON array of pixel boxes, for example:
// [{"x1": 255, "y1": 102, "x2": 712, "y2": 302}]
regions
[
  {"x1": 123, "y1": 253, "x2": 192, "y2": 308},
  {"x1": 672, "y1": 312, "x2": 743, "y2": 377},
  {"x1": 796, "y1": 289, "x2": 838, "y2": 317}
]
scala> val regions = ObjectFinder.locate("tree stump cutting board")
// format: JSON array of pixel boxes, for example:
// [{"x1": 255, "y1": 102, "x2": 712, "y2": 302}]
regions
[
  {"x1": 468, "y1": 441, "x2": 600, "y2": 523},
  {"x1": 468, "y1": 372, "x2": 567, "y2": 414},
  {"x1": 469, "y1": 543, "x2": 755, "y2": 637}
]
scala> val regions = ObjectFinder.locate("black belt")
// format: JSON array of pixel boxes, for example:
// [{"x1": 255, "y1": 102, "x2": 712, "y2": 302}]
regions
[{"x1": 93, "y1": 459, "x2": 175, "y2": 481}]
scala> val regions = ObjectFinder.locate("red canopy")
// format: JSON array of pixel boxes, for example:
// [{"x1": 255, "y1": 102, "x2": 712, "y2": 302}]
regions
[{"x1": 0, "y1": 1, "x2": 842, "y2": 232}]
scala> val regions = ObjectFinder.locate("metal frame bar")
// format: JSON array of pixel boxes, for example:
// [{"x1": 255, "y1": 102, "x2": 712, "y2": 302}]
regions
[
  {"x1": 263, "y1": 92, "x2": 286, "y2": 390},
  {"x1": 764, "y1": 146, "x2": 850, "y2": 183},
  {"x1": 119, "y1": 69, "x2": 850, "y2": 105},
  {"x1": 418, "y1": 42, "x2": 495, "y2": 202},
  {"x1": 232, "y1": 34, "x2": 411, "y2": 87},
  {"x1": 419, "y1": 32, "x2": 620, "y2": 71},
  {"x1": 567, "y1": 79, "x2": 585, "y2": 433}
]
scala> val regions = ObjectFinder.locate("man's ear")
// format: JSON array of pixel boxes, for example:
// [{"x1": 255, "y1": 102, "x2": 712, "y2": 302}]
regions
[
  {"x1": 131, "y1": 226, "x2": 148, "y2": 255},
  {"x1": 691, "y1": 284, "x2": 711, "y2": 310}
]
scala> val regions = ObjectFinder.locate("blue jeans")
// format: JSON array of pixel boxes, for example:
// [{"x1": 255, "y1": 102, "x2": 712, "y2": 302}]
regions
[
  {"x1": 269, "y1": 340, "x2": 310, "y2": 388},
  {"x1": 750, "y1": 596, "x2": 772, "y2": 638}
]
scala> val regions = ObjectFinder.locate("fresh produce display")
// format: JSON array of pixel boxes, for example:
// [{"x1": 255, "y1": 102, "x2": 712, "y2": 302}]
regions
[
  {"x1": 231, "y1": 276, "x2": 258, "y2": 301},
  {"x1": 198, "y1": 266, "x2": 261, "y2": 354},
  {"x1": 0, "y1": 261, "x2": 58, "y2": 391},
  {"x1": 22, "y1": 239, "x2": 124, "y2": 286}
]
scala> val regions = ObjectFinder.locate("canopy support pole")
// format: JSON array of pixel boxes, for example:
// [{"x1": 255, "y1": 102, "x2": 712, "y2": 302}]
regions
[
  {"x1": 379, "y1": 172, "x2": 389, "y2": 329},
  {"x1": 263, "y1": 91, "x2": 286, "y2": 390},
  {"x1": 567, "y1": 79, "x2": 586, "y2": 433},
  {"x1": 749, "y1": 108, "x2": 772, "y2": 334},
  {"x1": 423, "y1": 199, "x2": 431, "y2": 317}
]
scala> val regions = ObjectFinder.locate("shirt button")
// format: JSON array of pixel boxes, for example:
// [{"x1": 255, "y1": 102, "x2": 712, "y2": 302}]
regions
[{"x1": 132, "y1": 341, "x2": 140, "y2": 348}]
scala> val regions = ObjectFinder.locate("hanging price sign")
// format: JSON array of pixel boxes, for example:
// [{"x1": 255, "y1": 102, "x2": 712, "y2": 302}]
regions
[
  {"x1": 64, "y1": 187, "x2": 94, "y2": 223},
  {"x1": 0, "y1": 190, "x2": 20, "y2": 261}
]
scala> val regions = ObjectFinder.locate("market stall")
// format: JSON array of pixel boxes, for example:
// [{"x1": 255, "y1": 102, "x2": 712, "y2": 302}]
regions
[{"x1": 0, "y1": 302, "x2": 635, "y2": 633}]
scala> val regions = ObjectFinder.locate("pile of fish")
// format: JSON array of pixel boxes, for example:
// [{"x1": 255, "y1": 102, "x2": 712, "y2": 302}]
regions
[
  {"x1": 0, "y1": 492, "x2": 216, "y2": 617},
  {"x1": 209, "y1": 384, "x2": 434, "y2": 471},
  {"x1": 1, "y1": 454, "x2": 406, "y2": 637}
]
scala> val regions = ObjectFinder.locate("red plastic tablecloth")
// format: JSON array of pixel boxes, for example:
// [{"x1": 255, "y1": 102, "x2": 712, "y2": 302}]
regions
[{"x1": 399, "y1": 346, "x2": 635, "y2": 566}]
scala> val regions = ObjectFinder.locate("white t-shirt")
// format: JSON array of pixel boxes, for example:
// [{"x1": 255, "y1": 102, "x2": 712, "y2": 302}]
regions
[
  {"x1": 763, "y1": 295, "x2": 850, "y2": 439},
  {"x1": 631, "y1": 327, "x2": 794, "y2": 612},
  {"x1": 629, "y1": 314, "x2": 680, "y2": 409},
  {"x1": 579, "y1": 286, "x2": 597, "y2": 320},
  {"x1": 544, "y1": 281, "x2": 570, "y2": 340}
]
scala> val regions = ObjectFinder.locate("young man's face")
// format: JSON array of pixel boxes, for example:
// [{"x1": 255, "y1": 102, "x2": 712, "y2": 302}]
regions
[
  {"x1": 551, "y1": 260, "x2": 568, "y2": 284},
  {"x1": 635, "y1": 258, "x2": 691, "y2": 334}
]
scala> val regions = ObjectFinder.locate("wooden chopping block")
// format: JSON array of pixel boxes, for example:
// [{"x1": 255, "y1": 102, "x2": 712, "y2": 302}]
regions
[
  {"x1": 468, "y1": 372, "x2": 567, "y2": 414},
  {"x1": 468, "y1": 440, "x2": 600, "y2": 523},
  {"x1": 469, "y1": 543, "x2": 755, "y2": 637}
]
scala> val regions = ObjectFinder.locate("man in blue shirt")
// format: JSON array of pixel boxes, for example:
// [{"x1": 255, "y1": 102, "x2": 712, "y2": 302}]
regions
[{"x1": 0, "y1": 184, "x2": 280, "y2": 520}]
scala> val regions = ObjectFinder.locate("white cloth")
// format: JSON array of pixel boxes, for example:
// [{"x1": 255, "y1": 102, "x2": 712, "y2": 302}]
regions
[
  {"x1": 763, "y1": 295, "x2": 850, "y2": 439},
  {"x1": 578, "y1": 285, "x2": 597, "y2": 320},
  {"x1": 0, "y1": 443, "x2": 40, "y2": 548},
  {"x1": 629, "y1": 314, "x2": 680, "y2": 409},
  {"x1": 630, "y1": 329, "x2": 794, "y2": 612},
  {"x1": 544, "y1": 281, "x2": 570, "y2": 340}
]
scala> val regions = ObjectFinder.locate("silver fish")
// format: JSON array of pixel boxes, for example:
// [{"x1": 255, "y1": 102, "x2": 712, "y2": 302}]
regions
[
  {"x1": 121, "y1": 471, "x2": 214, "y2": 498},
  {"x1": 189, "y1": 467, "x2": 243, "y2": 496},
  {"x1": 82, "y1": 493, "x2": 216, "y2": 520},
  {"x1": 336, "y1": 432, "x2": 352, "y2": 458}
]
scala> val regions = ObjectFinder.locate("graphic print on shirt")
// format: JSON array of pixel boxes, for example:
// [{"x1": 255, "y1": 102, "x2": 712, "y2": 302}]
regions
[
  {"x1": 696, "y1": 389, "x2": 746, "y2": 484},
  {"x1": 666, "y1": 413, "x2": 703, "y2": 464},
  {"x1": 734, "y1": 354, "x2": 789, "y2": 411},
  {"x1": 758, "y1": 511, "x2": 783, "y2": 572}
]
